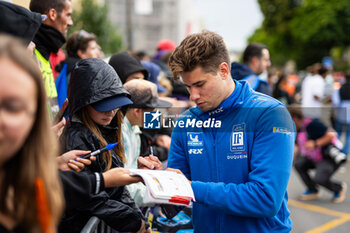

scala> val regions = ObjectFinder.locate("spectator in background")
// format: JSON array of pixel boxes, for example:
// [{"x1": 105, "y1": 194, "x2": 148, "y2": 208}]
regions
[
  {"x1": 109, "y1": 51, "x2": 149, "y2": 84},
  {"x1": 122, "y1": 79, "x2": 172, "y2": 206},
  {"x1": 333, "y1": 71, "x2": 350, "y2": 155},
  {"x1": 30, "y1": 0, "x2": 73, "y2": 118},
  {"x1": 301, "y1": 64, "x2": 327, "y2": 120},
  {"x1": 157, "y1": 39, "x2": 176, "y2": 52},
  {"x1": 141, "y1": 60, "x2": 170, "y2": 95},
  {"x1": 65, "y1": 30, "x2": 101, "y2": 60},
  {"x1": 267, "y1": 67, "x2": 278, "y2": 91},
  {"x1": 151, "y1": 40, "x2": 191, "y2": 100},
  {"x1": 273, "y1": 73, "x2": 294, "y2": 106},
  {"x1": 153, "y1": 39, "x2": 176, "y2": 62},
  {"x1": 136, "y1": 50, "x2": 150, "y2": 61},
  {"x1": 0, "y1": 35, "x2": 147, "y2": 233},
  {"x1": 231, "y1": 43, "x2": 272, "y2": 95},
  {"x1": 0, "y1": 1, "x2": 42, "y2": 50},
  {"x1": 289, "y1": 104, "x2": 347, "y2": 203},
  {"x1": 55, "y1": 30, "x2": 101, "y2": 104},
  {"x1": 108, "y1": 52, "x2": 173, "y2": 163},
  {"x1": 0, "y1": 5, "x2": 150, "y2": 231}
]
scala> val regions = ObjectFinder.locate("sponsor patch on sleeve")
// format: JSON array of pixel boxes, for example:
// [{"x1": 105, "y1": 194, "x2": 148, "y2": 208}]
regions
[
  {"x1": 187, "y1": 132, "x2": 203, "y2": 146},
  {"x1": 273, "y1": 127, "x2": 291, "y2": 134}
]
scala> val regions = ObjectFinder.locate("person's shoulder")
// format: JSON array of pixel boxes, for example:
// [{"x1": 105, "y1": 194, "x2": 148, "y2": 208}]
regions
[
  {"x1": 312, "y1": 74, "x2": 324, "y2": 83},
  {"x1": 256, "y1": 80, "x2": 271, "y2": 95},
  {"x1": 64, "y1": 121, "x2": 99, "y2": 149},
  {"x1": 245, "y1": 90, "x2": 284, "y2": 109},
  {"x1": 65, "y1": 120, "x2": 91, "y2": 135},
  {"x1": 241, "y1": 90, "x2": 292, "y2": 126}
]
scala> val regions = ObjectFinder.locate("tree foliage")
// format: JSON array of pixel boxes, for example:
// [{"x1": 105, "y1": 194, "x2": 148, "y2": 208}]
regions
[
  {"x1": 249, "y1": 0, "x2": 350, "y2": 69},
  {"x1": 68, "y1": 0, "x2": 123, "y2": 55}
]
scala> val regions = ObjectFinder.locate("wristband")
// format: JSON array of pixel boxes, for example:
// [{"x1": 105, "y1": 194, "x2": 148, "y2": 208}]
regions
[{"x1": 94, "y1": 172, "x2": 100, "y2": 194}]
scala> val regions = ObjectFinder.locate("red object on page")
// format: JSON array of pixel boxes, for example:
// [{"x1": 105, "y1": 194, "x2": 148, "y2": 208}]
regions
[{"x1": 169, "y1": 196, "x2": 191, "y2": 205}]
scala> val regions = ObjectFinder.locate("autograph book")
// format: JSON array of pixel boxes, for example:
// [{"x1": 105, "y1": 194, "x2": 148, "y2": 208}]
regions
[{"x1": 129, "y1": 169, "x2": 195, "y2": 206}]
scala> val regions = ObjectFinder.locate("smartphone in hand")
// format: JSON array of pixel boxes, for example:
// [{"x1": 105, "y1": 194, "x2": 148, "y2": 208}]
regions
[{"x1": 54, "y1": 99, "x2": 69, "y2": 124}]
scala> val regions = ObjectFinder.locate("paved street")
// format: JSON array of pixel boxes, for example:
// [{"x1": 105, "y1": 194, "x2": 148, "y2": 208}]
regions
[{"x1": 288, "y1": 162, "x2": 350, "y2": 233}]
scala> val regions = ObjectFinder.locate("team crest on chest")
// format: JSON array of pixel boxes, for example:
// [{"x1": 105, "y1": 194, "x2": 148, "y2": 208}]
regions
[{"x1": 230, "y1": 123, "x2": 246, "y2": 152}]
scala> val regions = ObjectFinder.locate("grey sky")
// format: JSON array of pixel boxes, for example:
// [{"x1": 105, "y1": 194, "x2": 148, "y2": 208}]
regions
[{"x1": 193, "y1": 0, "x2": 263, "y2": 52}]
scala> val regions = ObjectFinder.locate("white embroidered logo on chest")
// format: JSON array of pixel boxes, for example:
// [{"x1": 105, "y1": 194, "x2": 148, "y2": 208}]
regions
[
  {"x1": 188, "y1": 149, "x2": 203, "y2": 154},
  {"x1": 232, "y1": 132, "x2": 244, "y2": 146}
]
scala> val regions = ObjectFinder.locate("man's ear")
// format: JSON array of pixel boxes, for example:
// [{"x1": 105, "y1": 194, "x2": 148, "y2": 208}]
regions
[
  {"x1": 218, "y1": 62, "x2": 230, "y2": 80},
  {"x1": 250, "y1": 56, "x2": 259, "y2": 71},
  {"x1": 46, "y1": 8, "x2": 57, "y2": 22}
]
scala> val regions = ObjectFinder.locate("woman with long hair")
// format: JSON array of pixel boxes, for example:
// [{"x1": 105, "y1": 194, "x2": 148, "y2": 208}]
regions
[
  {"x1": 60, "y1": 58, "x2": 148, "y2": 233},
  {"x1": 0, "y1": 35, "x2": 64, "y2": 232}
]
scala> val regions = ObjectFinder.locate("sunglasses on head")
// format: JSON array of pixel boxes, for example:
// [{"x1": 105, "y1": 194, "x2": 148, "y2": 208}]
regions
[{"x1": 75, "y1": 30, "x2": 93, "y2": 52}]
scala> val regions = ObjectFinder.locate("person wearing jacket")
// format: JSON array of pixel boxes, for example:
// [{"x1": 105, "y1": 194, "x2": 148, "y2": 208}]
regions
[
  {"x1": 167, "y1": 31, "x2": 295, "y2": 233},
  {"x1": 56, "y1": 30, "x2": 101, "y2": 88},
  {"x1": 0, "y1": 1, "x2": 42, "y2": 48},
  {"x1": 109, "y1": 51, "x2": 149, "y2": 84},
  {"x1": 289, "y1": 104, "x2": 347, "y2": 203},
  {"x1": 29, "y1": 0, "x2": 73, "y2": 118},
  {"x1": 0, "y1": 34, "x2": 65, "y2": 233},
  {"x1": 333, "y1": 71, "x2": 350, "y2": 155},
  {"x1": 0, "y1": 6, "x2": 149, "y2": 232},
  {"x1": 59, "y1": 58, "x2": 149, "y2": 233},
  {"x1": 55, "y1": 30, "x2": 101, "y2": 107},
  {"x1": 122, "y1": 79, "x2": 172, "y2": 206},
  {"x1": 230, "y1": 42, "x2": 272, "y2": 95},
  {"x1": 109, "y1": 51, "x2": 171, "y2": 163}
]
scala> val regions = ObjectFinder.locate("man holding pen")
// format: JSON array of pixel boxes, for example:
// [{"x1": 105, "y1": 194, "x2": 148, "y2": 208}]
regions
[
  {"x1": 122, "y1": 79, "x2": 172, "y2": 206},
  {"x1": 167, "y1": 31, "x2": 295, "y2": 233}
]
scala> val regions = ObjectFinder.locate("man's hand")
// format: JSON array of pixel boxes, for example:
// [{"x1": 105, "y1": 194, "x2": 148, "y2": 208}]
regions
[
  {"x1": 103, "y1": 167, "x2": 142, "y2": 188},
  {"x1": 57, "y1": 150, "x2": 95, "y2": 172},
  {"x1": 138, "y1": 154, "x2": 163, "y2": 170},
  {"x1": 167, "y1": 168, "x2": 191, "y2": 184}
]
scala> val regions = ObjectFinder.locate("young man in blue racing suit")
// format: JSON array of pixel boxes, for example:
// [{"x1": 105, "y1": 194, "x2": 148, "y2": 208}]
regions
[{"x1": 167, "y1": 31, "x2": 295, "y2": 233}]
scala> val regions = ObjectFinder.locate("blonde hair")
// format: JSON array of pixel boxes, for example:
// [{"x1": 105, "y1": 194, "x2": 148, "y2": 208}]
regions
[
  {"x1": 78, "y1": 108, "x2": 126, "y2": 171},
  {"x1": 0, "y1": 35, "x2": 64, "y2": 230}
]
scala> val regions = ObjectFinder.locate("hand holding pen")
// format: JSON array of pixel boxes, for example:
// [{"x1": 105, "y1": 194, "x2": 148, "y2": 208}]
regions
[
  {"x1": 58, "y1": 150, "x2": 96, "y2": 172},
  {"x1": 82, "y1": 142, "x2": 118, "y2": 159},
  {"x1": 137, "y1": 146, "x2": 163, "y2": 170}
]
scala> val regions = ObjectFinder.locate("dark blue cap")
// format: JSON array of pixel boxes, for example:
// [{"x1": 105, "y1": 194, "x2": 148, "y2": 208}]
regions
[{"x1": 91, "y1": 95, "x2": 133, "y2": 112}]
